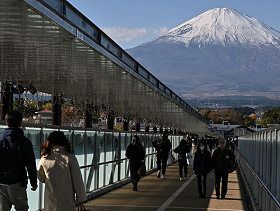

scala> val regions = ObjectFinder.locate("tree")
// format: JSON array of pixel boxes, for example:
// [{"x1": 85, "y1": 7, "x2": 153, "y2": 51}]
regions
[
  {"x1": 198, "y1": 108, "x2": 243, "y2": 125},
  {"x1": 260, "y1": 108, "x2": 280, "y2": 126},
  {"x1": 13, "y1": 98, "x2": 43, "y2": 119}
]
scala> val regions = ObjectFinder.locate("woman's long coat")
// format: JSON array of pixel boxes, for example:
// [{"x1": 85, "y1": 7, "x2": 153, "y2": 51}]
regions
[{"x1": 37, "y1": 146, "x2": 87, "y2": 211}]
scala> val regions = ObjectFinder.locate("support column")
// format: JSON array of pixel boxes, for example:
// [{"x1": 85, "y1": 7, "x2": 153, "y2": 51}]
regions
[
  {"x1": 84, "y1": 103, "x2": 92, "y2": 128},
  {"x1": 145, "y1": 125, "x2": 149, "y2": 133},
  {"x1": 135, "y1": 122, "x2": 140, "y2": 132},
  {"x1": 52, "y1": 95, "x2": 62, "y2": 126},
  {"x1": 107, "y1": 110, "x2": 114, "y2": 130},
  {"x1": 123, "y1": 119, "x2": 129, "y2": 131},
  {"x1": 153, "y1": 126, "x2": 157, "y2": 133},
  {"x1": 1, "y1": 82, "x2": 13, "y2": 120}
]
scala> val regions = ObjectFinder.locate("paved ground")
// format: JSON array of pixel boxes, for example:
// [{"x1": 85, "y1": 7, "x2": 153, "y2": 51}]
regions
[{"x1": 82, "y1": 163, "x2": 249, "y2": 211}]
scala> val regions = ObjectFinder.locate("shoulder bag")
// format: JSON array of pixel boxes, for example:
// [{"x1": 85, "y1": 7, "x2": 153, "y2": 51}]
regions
[{"x1": 138, "y1": 162, "x2": 146, "y2": 176}]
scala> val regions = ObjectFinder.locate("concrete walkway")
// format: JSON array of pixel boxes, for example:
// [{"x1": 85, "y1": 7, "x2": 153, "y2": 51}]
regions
[{"x1": 82, "y1": 163, "x2": 249, "y2": 211}]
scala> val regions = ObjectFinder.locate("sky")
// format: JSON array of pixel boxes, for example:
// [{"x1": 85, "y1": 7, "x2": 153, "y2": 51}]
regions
[{"x1": 67, "y1": 0, "x2": 280, "y2": 50}]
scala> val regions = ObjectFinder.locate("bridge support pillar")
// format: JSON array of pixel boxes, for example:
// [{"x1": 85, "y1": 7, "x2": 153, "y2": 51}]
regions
[
  {"x1": 52, "y1": 95, "x2": 62, "y2": 125},
  {"x1": 123, "y1": 120, "x2": 129, "y2": 131},
  {"x1": 1, "y1": 82, "x2": 13, "y2": 120},
  {"x1": 153, "y1": 126, "x2": 157, "y2": 133},
  {"x1": 107, "y1": 110, "x2": 114, "y2": 130},
  {"x1": 84, "y1": 103, "x2": 92, "y2": 128},
  {"x1": 135, "y1": 122, "x2": 140, "y2": 132},
  {"x1": 145, "y1": 125, "x2": 149, "y2": 133}
]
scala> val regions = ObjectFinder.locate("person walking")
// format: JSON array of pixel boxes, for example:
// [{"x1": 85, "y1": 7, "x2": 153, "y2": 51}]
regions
[
  {"x1": 152, "y1": 131, "x2": 172, "y2": 179},
  {"x1": 126, "y1": 135, "x2": 145, "y2": 191},
  {"x1": 0, "y1": 110, "x2": 38, "y2": 211},
  {"x1": 193, "y1": 141, "x2": 211, "y2": 198},
  {"x1": 211, "y1": 137, "x2": 235, "y2": 199},
  {"x1": 37, "y1": 131, "x2": 87, "y2": 211},
  {"x1": 174, "y1": 138, "x2": 190, "y2": 180}
]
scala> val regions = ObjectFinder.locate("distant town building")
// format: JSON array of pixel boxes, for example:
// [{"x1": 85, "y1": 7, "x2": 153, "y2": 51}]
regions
[{"x1": 34, "y1": 110, "x2": 52, "y2": 124}]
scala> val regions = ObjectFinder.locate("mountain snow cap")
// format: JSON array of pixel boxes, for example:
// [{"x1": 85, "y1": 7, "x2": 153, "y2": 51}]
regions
[{"x1": 156, "y1": 8, "x2": 280, "y2": 48}]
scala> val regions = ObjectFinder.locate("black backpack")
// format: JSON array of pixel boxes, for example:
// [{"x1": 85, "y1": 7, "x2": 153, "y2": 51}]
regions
[
  {"x1": 0, "y1": 135, "x2": 25, "y2": 185},
  {"x1": 153, "y1": 138, "x2": 164, "y2": 151}
]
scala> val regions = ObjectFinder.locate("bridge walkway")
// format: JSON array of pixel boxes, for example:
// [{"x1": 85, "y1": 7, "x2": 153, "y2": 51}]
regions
[{"x1": 81, "y1": 163, "x2": 249, "y2": 211}]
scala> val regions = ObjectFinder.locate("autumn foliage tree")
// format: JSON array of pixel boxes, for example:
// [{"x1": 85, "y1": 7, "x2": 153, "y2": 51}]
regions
[
  {"x1": 199, "y1": 108, "x2": 244, "y2": 125},
  {"x1": 61, "y1": 101, "x2": 84, "y2": 127}
]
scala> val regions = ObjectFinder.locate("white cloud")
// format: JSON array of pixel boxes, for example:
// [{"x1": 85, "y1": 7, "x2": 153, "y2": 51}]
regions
[
  {"x1": 103, "y1": 27, "x2": 147, "y2": 43},
  {"x1": 103, "y1": 26, "x2": 169, "y2": 43},
  {"x1": 151, "y1": 26, "x2": 169, "y2": 35}
]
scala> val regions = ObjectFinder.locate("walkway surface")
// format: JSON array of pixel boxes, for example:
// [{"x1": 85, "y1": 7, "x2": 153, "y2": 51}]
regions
[{"x1": 82, "y1": 163, "x2": 249, "y2": 211}]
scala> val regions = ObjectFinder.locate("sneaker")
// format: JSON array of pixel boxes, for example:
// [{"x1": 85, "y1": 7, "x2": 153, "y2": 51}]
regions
[
  {"x1": 157, "y1": 170, "x2": 161, "y2": 178},
  {"x1": 180, "y1": 178, "x2": 182, "y2": 181},
  {"x1": 184, "y1": 175, "x2": 188, "y2": 179},
  {"x1": 221, "y1": 195, "x2": 225, "y2": 199},
  {"x1": 215, "y1": 195, "x2": 220, "y2": 199},
  {"x1": 162, "y1": 175, "x2": 165, "y2": 179}
]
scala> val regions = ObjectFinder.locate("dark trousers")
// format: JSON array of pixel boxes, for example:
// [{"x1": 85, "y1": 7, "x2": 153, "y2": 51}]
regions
[
  {"x1": 130, "y1": 161, "x2": 141, "y2": 185},
  {"x1": 197, "y1": 173, "x2": 208, "y2": 195},
  {"x1": 157, "y1": 152, "x2": 168, "y2": 175},
  {"x1": 215, "y1": 171, "x2": 228, "y2": 196},
  {"x1": 178, "y1": 159, "x2": 188, "y2": 178}
]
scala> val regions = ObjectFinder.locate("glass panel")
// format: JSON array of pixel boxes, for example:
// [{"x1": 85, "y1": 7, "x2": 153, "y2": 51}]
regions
[
  {"x1": 23, "y1": 127, "x2": 41, "y2": 159},
  {"x1": 97, "y1": 131, "x2": 105, "y2": 188},
  {"x1": 60, "y1": 129, "x2": 74, "y2": 147},
  {"x1": 113, "y1": 132, "x2": 119, "y2": 183},
  {"x1": 18, "y1": 127, "x2": 42, "y2": 211},
  {"x1": 105, "y1": 132, "x2": 113, "y2": 186},
  {"x1": 85, "y1": 131, "x2": 96, "y2": 192},
  {"x1": 73, "y1": 131, "x2": 86, "y2": 166},
  {"x1": 0, "y1": 125, "x2": 7, "y2": 134},
  {"x1": 120, "y1": 133, "x2": 127, "y2": 180},
  {"x1": 41, "y1": 128, "x2": 58, "y2": 146}
]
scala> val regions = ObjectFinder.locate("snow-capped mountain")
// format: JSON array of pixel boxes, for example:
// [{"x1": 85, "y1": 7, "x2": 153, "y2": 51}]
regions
[
  {"x1": 127, "y1": 8, "x2": 280, "y2": 105},
  {"x1": 154, "y1": 8, "x2": 280, "y2": 48}
]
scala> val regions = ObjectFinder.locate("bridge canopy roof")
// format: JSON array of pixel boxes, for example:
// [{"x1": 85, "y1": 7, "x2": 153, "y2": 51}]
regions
[{"x1": 0, "y1": 0, "x2": 217, "y2": 136}]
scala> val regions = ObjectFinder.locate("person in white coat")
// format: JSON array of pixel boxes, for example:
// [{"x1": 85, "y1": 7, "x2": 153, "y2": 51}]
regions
[{"x1": 37, "y1": 131, "x2": 87, "y2": 211}]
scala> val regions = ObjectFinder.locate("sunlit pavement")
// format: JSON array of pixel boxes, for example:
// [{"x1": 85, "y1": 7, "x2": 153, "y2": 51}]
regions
[{"x1": 82, "y1": 163, "x2": 248, "y2": 211}]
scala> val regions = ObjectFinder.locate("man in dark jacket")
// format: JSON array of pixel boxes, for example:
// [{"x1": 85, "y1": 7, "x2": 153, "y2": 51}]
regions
[
  {"x1": 211, "y1": 137, "x2": 235, "y2": 199},
  {"x1": 152, "y1": 131, "x2": 172, "y2": 179},
  {"x1": 0, "y1": 111, "x2": 37, "y2": 211}
]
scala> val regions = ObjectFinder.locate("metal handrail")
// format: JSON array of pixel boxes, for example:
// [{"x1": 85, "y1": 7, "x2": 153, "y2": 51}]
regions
[
  {"x1": 80, "y1": 152, "x2": 158, "y2": 169},
  {"x1": 238, "y1": 149, "x2": 280, "y2": 210}
]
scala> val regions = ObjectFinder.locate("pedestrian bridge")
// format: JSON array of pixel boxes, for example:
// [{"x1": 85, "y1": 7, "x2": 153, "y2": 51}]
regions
[
  {"x1": 0, "y1": 0, "x2": 214, "y2": 135},
  {"x1": 0, "y1": 0, "x2": 280, "y2": 210},
  {"x1": 0, "y1": 123, "x2": 279, "y2": 211}
]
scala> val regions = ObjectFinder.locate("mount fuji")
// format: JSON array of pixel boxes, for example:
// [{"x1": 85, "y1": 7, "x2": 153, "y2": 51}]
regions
[{"x1": 127, "y1": 8, "x2": 280, "y2": 107}]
